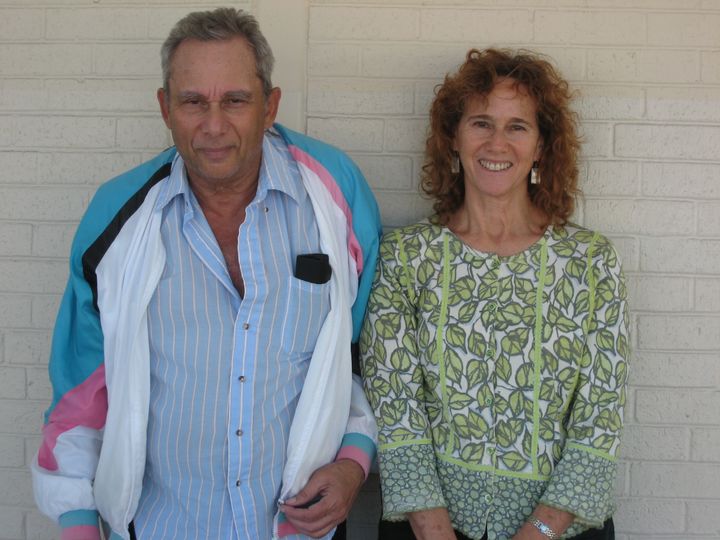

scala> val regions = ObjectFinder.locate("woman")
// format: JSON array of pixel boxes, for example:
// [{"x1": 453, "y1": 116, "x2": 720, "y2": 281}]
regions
[{"x1": 360, "y1": 49, "x2": 629, "y2": 540}]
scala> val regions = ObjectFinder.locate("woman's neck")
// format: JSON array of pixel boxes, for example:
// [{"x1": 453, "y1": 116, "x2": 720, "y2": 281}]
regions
[{"x1": 447, "y1": 196, "x2": 548, "y2": 257}]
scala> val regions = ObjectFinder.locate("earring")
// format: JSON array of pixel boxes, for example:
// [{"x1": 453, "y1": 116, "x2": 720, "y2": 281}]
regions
[
  {"x1": 451, "y1": 154, "x2": 460, "y2": 174},
  {"x1": 530, "y1": 161, "x2": 540, "y2": 185}
]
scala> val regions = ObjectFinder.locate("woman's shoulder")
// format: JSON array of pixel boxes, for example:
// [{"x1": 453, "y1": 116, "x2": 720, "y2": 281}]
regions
[
  {"x1": 381, "y1": 218, "x2": 443, "y2": 247},
  {"x1": 551, "y1": 223, "x2": 623, "y2": 269}
]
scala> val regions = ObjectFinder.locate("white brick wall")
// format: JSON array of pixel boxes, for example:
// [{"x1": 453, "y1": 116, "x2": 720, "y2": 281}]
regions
[{"x1": 0, "y1": 1, "x2": 718, "y2": 539}]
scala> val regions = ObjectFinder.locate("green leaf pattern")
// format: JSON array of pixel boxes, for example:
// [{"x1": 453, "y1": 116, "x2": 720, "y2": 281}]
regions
[{"x1": 360, "y1": 221, "x2": 629, "y2": 538}]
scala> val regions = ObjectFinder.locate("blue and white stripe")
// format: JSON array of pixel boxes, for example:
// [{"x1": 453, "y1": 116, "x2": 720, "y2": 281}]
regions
[{"x1": 133, "y1": 132, "x2": 330, "y2": 540}]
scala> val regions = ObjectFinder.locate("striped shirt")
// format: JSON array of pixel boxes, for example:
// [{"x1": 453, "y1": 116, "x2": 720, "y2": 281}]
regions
[{"x1": 134, "y1": 132, "x2": 332, "y2": 539}]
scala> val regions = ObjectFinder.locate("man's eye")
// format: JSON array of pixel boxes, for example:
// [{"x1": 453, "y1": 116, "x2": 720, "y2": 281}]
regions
[{"x1": 225, "y1": 97, "x2": 246, "y2": 107}]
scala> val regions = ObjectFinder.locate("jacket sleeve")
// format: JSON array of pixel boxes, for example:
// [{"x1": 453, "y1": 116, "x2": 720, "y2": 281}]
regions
[
  {"x1": 31, "y1": 219, "x2": 107, "y2": 540},
  {"x1": 334, "y1": 151, "x2": 382, "y2": 475},
  {"x1": 359, "y1": 231, "x2": 446, "y2": 519},
  {"x1": 539, "y1": 236, "x2": 630, "y2": 527}
]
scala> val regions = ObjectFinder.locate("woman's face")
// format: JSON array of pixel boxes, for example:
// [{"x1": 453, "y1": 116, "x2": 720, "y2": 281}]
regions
[{"x1": 453, "y1": 78, "x2": 543, "y2": 204}]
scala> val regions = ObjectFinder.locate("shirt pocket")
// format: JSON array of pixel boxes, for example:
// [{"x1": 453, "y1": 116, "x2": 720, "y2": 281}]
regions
[{"x1": 280, "y1": 275, "x2": 330, "y2": 358}]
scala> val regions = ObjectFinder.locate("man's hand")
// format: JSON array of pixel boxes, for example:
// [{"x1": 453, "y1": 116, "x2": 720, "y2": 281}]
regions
[{"x1": 280, "y1": 459, "x2": 365, "y2": 538}]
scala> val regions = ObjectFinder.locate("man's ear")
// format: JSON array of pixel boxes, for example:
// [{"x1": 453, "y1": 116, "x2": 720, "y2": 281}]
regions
[
  {"x1": 264, "y1": 87, "x2": 282, "y2": 129},
  {"x1": 157, "y1": 88, "x2": 171, "y2": 128}
]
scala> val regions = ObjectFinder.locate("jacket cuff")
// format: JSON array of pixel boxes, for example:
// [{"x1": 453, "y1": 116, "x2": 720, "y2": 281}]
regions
[
  {"x1": 539, "y1": 445, "x2": 617, "y2": 527},
  {"x1": 335, "y1": 432, "x2": 375, "y2": 478},
  {"x1": 378, "y1": 443, "x2": 445, "y2": 521},
  {"x1": 59, "y1": 510, "x2": 100, "y2": 540}
]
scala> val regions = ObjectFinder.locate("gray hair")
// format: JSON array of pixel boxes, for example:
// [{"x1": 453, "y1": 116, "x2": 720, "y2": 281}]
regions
[{"x1": 161, "y1": 7, "x2": 274, "y2": 97}]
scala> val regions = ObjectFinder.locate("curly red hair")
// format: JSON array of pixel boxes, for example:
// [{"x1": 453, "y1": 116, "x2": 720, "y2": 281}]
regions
[{"x1": 422, "y1": 48, "x2": 581, "y2": 225}]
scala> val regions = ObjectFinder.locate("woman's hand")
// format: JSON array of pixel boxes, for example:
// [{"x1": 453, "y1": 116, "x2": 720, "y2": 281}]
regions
[{"x1": 511, "y1": 504, "x2": 574, "y2": 540}]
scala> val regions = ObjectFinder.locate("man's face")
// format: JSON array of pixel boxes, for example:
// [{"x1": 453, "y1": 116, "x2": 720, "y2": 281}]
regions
[{"x1": 158, "y1": 37, "x2": 280, "y2": 191}]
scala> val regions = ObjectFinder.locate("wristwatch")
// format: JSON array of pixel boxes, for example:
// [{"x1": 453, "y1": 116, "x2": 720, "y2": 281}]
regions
[{"x1": 528, "y1": 516, "x2": 559, "y2": 539}]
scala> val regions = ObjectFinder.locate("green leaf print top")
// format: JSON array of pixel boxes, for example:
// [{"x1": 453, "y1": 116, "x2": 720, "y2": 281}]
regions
[{"x1": 360, "y1": 220, "x2": 629, "y2": 540}]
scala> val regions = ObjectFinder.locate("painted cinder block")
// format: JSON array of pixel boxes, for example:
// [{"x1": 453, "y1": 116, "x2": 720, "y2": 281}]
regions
[
  {"x1": 631, "y1": 352, "x2": 720, "y2": 388},
  {"x1": 26, "y1": 367, "x2": 52, "y2": 401},
  {"x1": 576, "y1": 86, "x2": 645, "y2": 121},
  {"x1": 307, "y1": 117, "x2": 384, "y2": 153},
  {"x1": 4, "y1": 331, "x2": 52, "y2": 366},
  {"x1": 584, "y1": 199, "x2": 694, "y2": 235},
  {"x1": 44, "y1": 79, "x2": 159, "y2": 113},
  {"x1": 32, "y1": 224, "x2": 76, "y2": 258},
  {"x1": 309, "y1": 6, "x2": 418, "y2": 41},
  {"x1": 0, "y1": 44, "x2": 92, "y2": 76},
  {"x1": 648, "y1": 13, "x2": 720, "y2": 48},
  {"x1": 626, "y1": 275, "x2": 692, "y2": 312},
  {"x1": 93, "y1": 44, "x2": 162, "y2": 77},
  {"x1": 615, "y1": 124, "x2": 720, "y2": 161},
  {"x1": 588, "y1": 49, "x2": 698, "y2": 83},
  {"x1": 690, "y1": 428, "x2": 720, "y2": 463},
  {"x1": 0, "y1": 224, "x2": 32, "y2": 256},
  {"x1": 38, "y1": 152, "x2": 143, "y2": 186},
  {"x1": 0, "y1": 296, "x2": 31, "y2": 329},
  {"x1": 640, "y1": 238, "x2": 720, "y2": 274},
  {"x1": 697, "y1": 203, "x2": 720, "y2": 238},
  {"x1": 635, "y1": 389, "x2": 720, "y2": 424},
  {"x1": 535, "y1": 10, "x2": 646, "y2": 45},
  {"x1": 613, "y1": 497, "x2": 685, "y2": 534},
  {"x1": 307, "y1": 80, "x2": 415, "y2": 115},
  {"x1": 0, "y1": 366, "x2": 27, "y2": 400},
  {"x1": 686, "y1": 500, "x2": 720, "y2": 534},
  {"x1": 642, "y1": 162, "x2": 720, "y2": 199},
  {"x1": 0, "y1": 9, "x2": 44, "y2": 40},
  {"x1": 384, "y1": 118, "x2": 427, "y2": 153},
  {"x1": 13, "y1": 116, "x2": 116, "y2": 149},
  {"x1": 0, "y1": 187, "x2": 92, "y2": 221},
  {"x1": 31, "y1": 295, "x2": 62, "y2": 330},
  {"x1": 308, "y1": 44, "x2": 360, "y2": 77},
  {"x1": 46, "y1": 8, "x2": 147, "y2": 40},
  {"x1": 0, "y1": 506, "x2": 24, "y2": 540},
  {"x1": 620, "y1": 425, "x2": 689, "y2": 461},
  {"x1": 420, "y1": 8, "x2": 532, "y2": 43},
  {"x1": 630, "y1": 462, "x2": 720, "y2": 499},
  {"x1": 638, "y1": 315, "x2": 720, "y2": 351},
  {"x1": 0, "y1": 260, "x2": 68, "y2": 295},
  {"x1": 116, "y1": 117, "x2": 169, "y2": 151},
  {"x1": 350, "y1": 154, "x2": 415, "y2": 191},
  {"x1": 582, "y1": 161, "x2": 640, "y2": 197},
  {"x1": 647, "y1": 87, "x2": 720, "y2": 122},
  {"x1": 694, "y1": 278, "x2": 720, "y2": 312}
]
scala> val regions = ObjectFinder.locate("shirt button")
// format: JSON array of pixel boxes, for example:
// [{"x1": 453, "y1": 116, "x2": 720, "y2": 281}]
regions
[
  {"x1": 264, "y1": 207, "x2": 269, "y2": 213},
  {"x1": 243, "y1": 323, "x2": 250, "y2": 330},
  {"x1": 236, "y1": 480, "x2": 241, "y2": 487},
  {"x1": 238, "y1": 375, "x2": 246, "y2": 382},
  {"x1": 236, "y1": 429, "x2": 243, "y2": 436},
  {"x1": 485, "y1": 396, "x2": 493, "y2": 406},
  {"x1": 487, "y1": 302, "x2": 497, "y2": 312},
  {"x1": 485, "y1": 494, "x2": 492, "y2": 504}
]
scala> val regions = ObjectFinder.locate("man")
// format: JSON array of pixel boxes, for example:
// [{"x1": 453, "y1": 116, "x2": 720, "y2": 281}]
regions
[{"x1": 31, "y1": 8, "x2": 381, "y2": 540}]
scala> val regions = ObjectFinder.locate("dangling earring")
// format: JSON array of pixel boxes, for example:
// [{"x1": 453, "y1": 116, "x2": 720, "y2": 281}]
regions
[
  {"x1": 451, "y1": 153, "x2": 460, "y2": 174},
  {"x1": 530, "y1": 161, "x2": 540, "y2": 185}
]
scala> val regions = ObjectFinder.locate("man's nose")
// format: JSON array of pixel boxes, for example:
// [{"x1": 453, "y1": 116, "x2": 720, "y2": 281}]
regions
[{"x1": 202, "y1": 104, "x2": 227, "y2": 135}]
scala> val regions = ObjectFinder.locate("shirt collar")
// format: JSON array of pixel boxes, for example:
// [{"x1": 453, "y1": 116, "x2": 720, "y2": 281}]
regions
[{"x1": 155, "y1": 128, "x2": 304, "y2": 212}]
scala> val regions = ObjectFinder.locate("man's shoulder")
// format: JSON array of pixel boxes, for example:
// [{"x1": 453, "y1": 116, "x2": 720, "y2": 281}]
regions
[
  {"x1": 72, "y1": 147, "x2": 176, "y2": 253},
  {"x1": 94, "y1": 147, "x2": 176, "y2": 202},
  {"x1": 274, "y1": 124, "x2": 362, "y2": 181}
]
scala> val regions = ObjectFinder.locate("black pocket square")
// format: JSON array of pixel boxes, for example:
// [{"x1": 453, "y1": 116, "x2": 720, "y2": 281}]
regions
[{"x1": 295, "y1": 253, "x2": 332, "y2": 284}]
